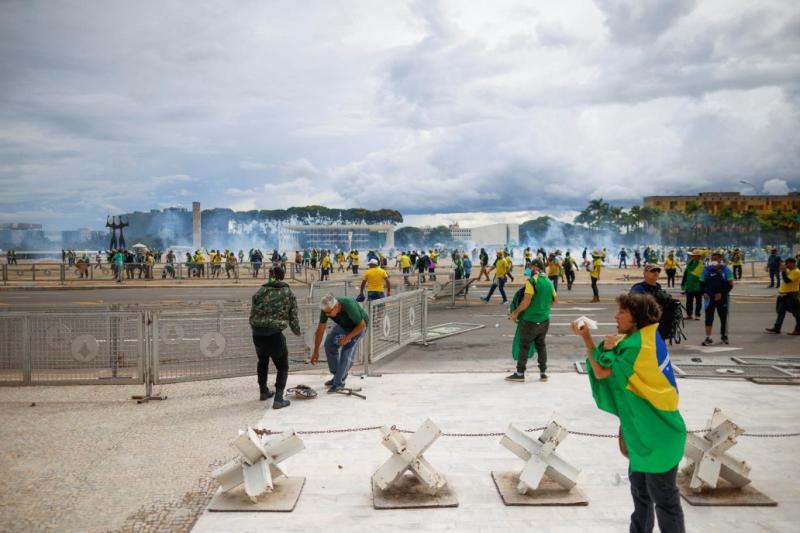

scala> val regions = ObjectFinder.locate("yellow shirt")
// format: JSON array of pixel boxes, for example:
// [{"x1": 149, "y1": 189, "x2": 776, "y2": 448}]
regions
[
  {"x1": 400, "y1": 255, "x2": 411, "y2": 268},
  {"x1": 494, "y1": 258, "x2": 509, "y2": 277},
  {"x1": 591, "y1": 258, "x2": 602, "y2": 279},
  {"x1": 664, "y1": 258, "x2": 678, "y2": 270},
  {"x1": 363, "y1": 267, "x2": 388, "y2": 292},
  {"x1": 321, "y1": 256, "x2": 331, "y2": 268},
  {"x1": 779, "y1": 267, "x2": 800, "y2": 294},
  {"x1": 351, "y1": 252, "x2": 359, "y2": 266},
  {"x1": 546, "y1": 261, "x2": 560, "y2": 277}
]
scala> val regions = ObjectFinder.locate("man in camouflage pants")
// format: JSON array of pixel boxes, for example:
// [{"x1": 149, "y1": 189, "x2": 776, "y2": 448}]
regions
[{"x1": 249, "y1": 265, "x2": 301, "y2": 409}]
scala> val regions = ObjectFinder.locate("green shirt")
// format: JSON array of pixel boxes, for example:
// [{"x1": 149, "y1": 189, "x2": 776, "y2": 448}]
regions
[
  {"x1": 520, "y1": 274, "x2": 555, "y2": 324},
  {"x1": 319, "y1": 296, "x2": 369, "y2": 330}
]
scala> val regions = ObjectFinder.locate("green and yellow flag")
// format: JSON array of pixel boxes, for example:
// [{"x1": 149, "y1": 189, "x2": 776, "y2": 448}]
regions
[{"x1": 587, "y1": 324, "x2": 686, "y2": 473}]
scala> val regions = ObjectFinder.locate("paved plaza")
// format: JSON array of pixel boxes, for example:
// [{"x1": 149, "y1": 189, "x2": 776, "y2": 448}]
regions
[{"x1": 0, "y1": 280, "x2": 798, "y2": 532}]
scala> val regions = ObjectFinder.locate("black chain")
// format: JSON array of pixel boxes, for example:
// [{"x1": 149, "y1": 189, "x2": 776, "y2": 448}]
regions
[{"x1": 253, "y1": 426, "x2": 800, "y2": 439}]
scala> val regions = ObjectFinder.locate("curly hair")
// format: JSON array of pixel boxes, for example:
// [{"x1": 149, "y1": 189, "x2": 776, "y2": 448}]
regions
[{"x1": 615, "y1": 293, "x2": 662, "y2": 330}]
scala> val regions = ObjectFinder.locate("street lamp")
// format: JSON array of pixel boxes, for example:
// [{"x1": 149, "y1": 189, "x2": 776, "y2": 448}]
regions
[{"x1": 739, "y1": 180, "x2": 757, "y2": 193}]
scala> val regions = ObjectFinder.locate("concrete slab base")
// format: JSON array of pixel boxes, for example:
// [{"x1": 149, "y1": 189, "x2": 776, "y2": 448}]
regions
[
  {"x1": 677, "y1": 473, "x2": 777, "y2": 507},
  {"x1": 372, "y1": 474, "x2": 458, "y2": 509},
  {"x1": 491, "y1": 471, "x2": 589, "y2": 506},
  {"x1": 207, "y1": 477, "x2": 306, "y2": 512}
]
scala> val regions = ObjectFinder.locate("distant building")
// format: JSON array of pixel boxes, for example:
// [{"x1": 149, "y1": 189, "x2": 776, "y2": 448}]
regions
[
  {"x1": 278, "y1": 224, "x2": 395, "y2": 251},
  {"x1": 446, "y1": 223, "x2": 519, "y2": 248},
  {"x1": 0, "y1": 223, "x2": 44, "y2": 247},
  {"x1": 644, "y1": 192, "x2": 800, "y2": 215}
]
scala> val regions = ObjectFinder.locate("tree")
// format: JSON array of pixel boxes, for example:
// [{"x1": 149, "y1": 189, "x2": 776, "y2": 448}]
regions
[
  {"x1": 427, "y1": 226, "x2": 453, "y2": 246},
  {"x1": 395, "y1": 227, "x2": 424, "y2": 249}
]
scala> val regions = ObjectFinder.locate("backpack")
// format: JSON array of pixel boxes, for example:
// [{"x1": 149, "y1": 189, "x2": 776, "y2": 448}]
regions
[
  {"x1": 510, "y1": 275, "x2": 537, "y2": 313},
  {"x1": 653, "y1": 289, "x2": 686, "y2": 345}
]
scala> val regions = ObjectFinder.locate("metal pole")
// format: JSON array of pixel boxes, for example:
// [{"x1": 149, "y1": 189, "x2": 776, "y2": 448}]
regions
[
  {"x1": 451, "y1": 272, "x2": 455, "y2": 307},
  {"x1": 60, "y1": 264, "x2": 65, "y2": 285},
  {"x1": 22, "y1": 315, "x2": 31, "y2": 385},
  {"x1": 110, "y1": 304, "x2": 119, "y2": 378},
  {"x1": 32, "y1": 263, "x2": 36, "y2": 282},
  {"x1": 422, "y1": 291, "x2": 428, "y2": 345},
  {"x1": 90, "y1": 263, "x2": 94, "y2": 281},
  {"x1": 2, "y1": 263, "x2": 7, "y2": 286},
  {"x1": 398, "y1": 294, "x2": 403, "y2": 345}
]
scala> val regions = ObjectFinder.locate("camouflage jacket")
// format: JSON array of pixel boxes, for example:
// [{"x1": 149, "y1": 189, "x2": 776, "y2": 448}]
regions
[{"x1": 249, "y1": 281, "x2": 301, "y2": 335}]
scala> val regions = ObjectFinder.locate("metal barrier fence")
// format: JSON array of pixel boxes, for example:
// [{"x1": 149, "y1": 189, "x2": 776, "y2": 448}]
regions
[
  {"x1": 307, "y1": 279, "x2": 355, "y2": 304},
  {"x1": 0, "y1": 292, "x2": 426, "y2": 391},
  {"x1": 365, "y1": 290, "x2": 426, "y2": 370},
  {"x1": 0, "y1": 310, "x2": 144, "y2": 385}
]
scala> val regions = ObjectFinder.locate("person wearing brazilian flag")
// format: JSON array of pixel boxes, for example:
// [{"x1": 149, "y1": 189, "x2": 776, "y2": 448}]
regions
[
  {"x1": 571, "y1": 293, "x2": 686, "y2": 533},
  {"x1": 681, "y1": 249, "x2": 705, "y2": 320},
  {"x1": 506, "y1": 259, "x2": 557, "y2": 382}
]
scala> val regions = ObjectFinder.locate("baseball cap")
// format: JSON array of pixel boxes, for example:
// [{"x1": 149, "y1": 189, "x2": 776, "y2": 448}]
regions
[
  {"x1": 368, "y1": 258, "x2": 379, "y2": 265},
  {"x1": 644, "y1": 264, "x2": 661, "y2": 272}
]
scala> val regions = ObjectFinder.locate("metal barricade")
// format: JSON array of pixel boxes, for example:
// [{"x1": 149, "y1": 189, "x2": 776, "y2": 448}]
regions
[
  {"x1": 0, "y1": 310, "x2": 144, "y2": 385},
  {"x1": 366, "y1": 290, "x2": 426, "y2": 368},
  {"x1": 307, "y1": 279, "x2": 354, "y2": 304}
]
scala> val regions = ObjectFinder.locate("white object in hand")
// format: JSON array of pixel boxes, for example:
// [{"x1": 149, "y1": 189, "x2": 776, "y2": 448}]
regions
[{"x1": 575, "y1": 316, "x2": 598, "y2": 330}]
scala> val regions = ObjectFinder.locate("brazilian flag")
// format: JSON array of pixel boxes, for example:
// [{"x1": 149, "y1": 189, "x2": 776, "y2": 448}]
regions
[{"x1": 587, "y1": 324, "x2": 686, "y2": 473}]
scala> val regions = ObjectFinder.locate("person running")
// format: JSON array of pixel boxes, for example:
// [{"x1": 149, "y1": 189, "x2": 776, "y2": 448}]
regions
[
  {"x1": 311, "y1": 293, "x2": 369, "y2": 393},
  {"x1": 478, "y1": 248, "x2": 490, "y2": 281},
  {"x1": 481, "y1": 250, "x2": 510, "y2": 304},
  {"x1": 700, "y1": 252, "x2": 734, "y2": 346},
  {"x1": 589, "y1": 249, "x2": 603, "y2": 303},
  {"x1": 507, "y1": 259, "x2": 556, "y2": 382},
  {"x1": 249, "y1": 265, "x2": 301, "y2": 408},
  {"x1": 664, "y1": 253, "x2": 680, "y2": 288},
  {"x1": 765, "y1": 257, "x2": 800, "y2": 335},
  {"x1": 524, "y1": 247, "x2": 532, "y2": 268},
  {"x1": 571, "y1": 294, "x2": 686, "y2": 533},
  {"x1": 400, "y1": 251, "x2": 412, "y2": 286},
  {"x1": 546, "y1": 253, "x2": 560, "y2": 292},
  {"x1": 360, "y1": 258, "x2": 391, "y2": 301},
  {"x1": 504, "y1": 250, "x2": 514, "y2": 282},
  {"x1": 681, "y1": 249, "x2": 704, "y2": 320}
]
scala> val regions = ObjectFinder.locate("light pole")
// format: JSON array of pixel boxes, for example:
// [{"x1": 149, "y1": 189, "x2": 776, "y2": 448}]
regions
[{"x1": 739, "y1": 180, "x2": 757, "y2": 193}]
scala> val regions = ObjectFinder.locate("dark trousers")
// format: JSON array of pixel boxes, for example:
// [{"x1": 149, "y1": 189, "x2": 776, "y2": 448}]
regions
[
  {"x1": 665, "y1": 269, "x2": 676, "y2": 288},
  {"x1": 685, "y1": 292, "x2": 702, "y2": 317},
  {"x1": 774, "y1": 293, "x2": 800, "y2": 332},
  {"x1": 565, "y1": 270, "x2": 575, "y2": 290},
  {"x1": 590, "y1": 277, "x2": 599, "y2": 298},
  {"x1": 486, "y1": 276, "x2": 507, "y2": 301},
  {"x1": 733, "y1": 265, "x2": 742, "y2": 280},
  {"x1": 253, "y1": 332, "x2": 289, "y2": 393},
  {"x1": 629, "y1": 465, "x2": 685, "y2": 533},
  {"x1": 704, "y1": 296, "x2": 729, "y2": 338},
  {"x1": 548, "y1": 275, "x2": 559, "y2": 292},
  {"x1": 516, "y1": 319, "x2": 548, "y2": 374},
  {"x1": 769, "y1": 269, "x2": 780, "y2": 288}
]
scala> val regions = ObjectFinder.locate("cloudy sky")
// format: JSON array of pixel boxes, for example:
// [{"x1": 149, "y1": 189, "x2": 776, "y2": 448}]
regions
[{"x1": 1, "y1": 0, "x2": 799, "y2": 230}]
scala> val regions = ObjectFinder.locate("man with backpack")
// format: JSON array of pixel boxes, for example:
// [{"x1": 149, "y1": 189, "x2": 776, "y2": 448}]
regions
[
  {"x1": 506, "y1": 259, "x2": 557, "y2": 382},
  {"x1": 700, "y1": 252, "x2": 734, "y2": 346}
]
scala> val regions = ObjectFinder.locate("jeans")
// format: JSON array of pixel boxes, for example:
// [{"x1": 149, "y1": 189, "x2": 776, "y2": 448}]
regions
[
  {"x1": 685, "y1": 292, "x2": 702, "y2": 317},
  {"x1": 253, "y1": 332, "x2": 289, "y2": 393},
  {"x1": 732, "y1": 265, "x2": 742, "y2": 280},
  {"x1": 324, "y1": 324, "x2": 366, "y2": 387},
  {"x1": 704, "y1": 296, "x2": 729, "y2": 338},
  {"x1": 486, "y1": 276, "x2": 507, "y2": 301},
  {"x1": 665, "y1": 269, "x2": 676, "y2": 288},
  {"x1": 619, "y1": 258, "x2": 627, "y2": 268},
  {"x1": 565, "y1": 270, "x2": 575, "y2": 290},
  {"x1": 774, "y1": 293, "x2": 800, "y2": 332},
  {"x1": 591, "y1": 277, "x2": 599, "y2": 298},
  {"x1": 367, "y1": 291, "x2": 385, "y2": 301},
  {"x1": 769, "y1": 269, "x2": 780, "y2": 288},
  {"x1": 629, "y1": 465, "x2": 685, "y2": 533},
  {"x1": 516, "y1": 319, "x2": 548, "y2": 374},
  {"x1": 548, "y1": 275, "x2": 559, "y2": 292}
]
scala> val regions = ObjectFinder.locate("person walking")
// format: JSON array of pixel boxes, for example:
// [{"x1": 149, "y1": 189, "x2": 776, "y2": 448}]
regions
[
  {"x1": 481, "y1": 250, "x2": 510, "y2": 304},
  {"x1": 400, "y1": 251, "x2": 412, "y2": 286},
  {"x1": 729, "y1": 248, "x2": 743, "y2": 281},
  {"x1": 572, "y1": 293, "x2": 686, "y2": 533},
  {"x1": 507, "y1": 259, "x2": 556, "y2": 382},
  {"x1": 664, "y1": 253, "x2": 680, "y2": 288},
  {"x1": 478, "y1": 248, "x2": 490, "y2": 281},
  {"x1": 563, "y1": 251, "x2": 576, "y2": 291},
  {"x1": 618, "y1": 248, "x2": 628, "y2": 269},
  {"x1": 589, "y1": 249, "x2": 603, "y2": 302},
  {"x1": 765, "y1": 257, "x2": 800, "y2": 335},
  {"x1": 311, "y1": 293, "x2": 368, "y2": 392},
  {"x1": 546, "y1": 253, "x2": 560, "y2": 292},
  {"x1": 681, "y1": 249, "x2": 704, "y2": 320},
  {"x1": 249, "y1": 265, "x2": 301, "y2": 408},
  {"x1": 360, "y1": 258, "x2": 391, "y2": 301},
  {"x1": 700, "y1": 252, "x2": 734, "y2": 346}
]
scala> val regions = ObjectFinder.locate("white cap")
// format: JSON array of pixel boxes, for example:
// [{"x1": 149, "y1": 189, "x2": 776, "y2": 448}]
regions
[{"x1": 368, "y1": 258, "x2": 379, "y2": 265}]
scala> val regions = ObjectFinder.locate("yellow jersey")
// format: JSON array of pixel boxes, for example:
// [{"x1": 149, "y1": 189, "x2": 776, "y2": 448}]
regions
[
  {"x1": 664, "y1": 258, "x2": 678, "y2": 270},
  {"x1": 321, "y1": 256, "x2": 331, "y2": 268},
  {"x1": 779, "y1": 267, "x2": 800, "y2": 294},
  {"x1": 495, "y1": 258, "x2": 509, "y2": 277},
  {"x1": 400, "y1": 255, "x2": 411, "y2": 268},
  {"x1": 591, "y1": 258, "x2": 602, "y2": 279},
  {"x1": 363, "y1": 267, "x2": 388, "y2": 292}
]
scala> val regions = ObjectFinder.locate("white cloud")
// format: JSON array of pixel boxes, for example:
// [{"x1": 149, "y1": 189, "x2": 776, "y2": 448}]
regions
[{"x1": 762, "y1": 178, "x2": 791, "y2": 195}]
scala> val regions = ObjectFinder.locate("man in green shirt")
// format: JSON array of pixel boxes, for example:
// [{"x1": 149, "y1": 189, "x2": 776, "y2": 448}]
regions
[
  {"x1": 681, "y1": 249, "x2": 705, "y2": 320},
  {"x1": 311, "y1": 293, "x2": 369, "y2": 392},
  {"x1": 506, "y1": 259, "x2": 557, "y2": 382}
]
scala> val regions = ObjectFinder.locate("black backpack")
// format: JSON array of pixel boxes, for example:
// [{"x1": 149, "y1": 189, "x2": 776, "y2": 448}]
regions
[{"x1": 653, "y1": 289, "x2": 686, "y2": 345}]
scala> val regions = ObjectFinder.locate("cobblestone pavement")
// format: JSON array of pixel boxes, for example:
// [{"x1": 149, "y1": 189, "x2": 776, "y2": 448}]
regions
[{"x1": 0, "y1": 377, "x2": 297, "y2": 532}]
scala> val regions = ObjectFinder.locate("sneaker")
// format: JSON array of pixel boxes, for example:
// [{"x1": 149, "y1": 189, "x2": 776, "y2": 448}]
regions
[
  {"x1": 540, "y1": 373, "x2": 549, "y2": 382},
  {"x1": 764, "y1": 328, "x2": 781, "y2": 334},
  {"x1": 684, "y1": 315, "x2": 693, "y2": 321},
  {"x1": 324, "y1": 379, "x2": 334, "y2": 387},
  {"x1": 272, "y1": 398, "x2": 291, "y2": 409},
  {"x1": 701, "y1": 337, "x2": 713, "y2": 346},
  {"x1": 327, "y1": 385, "x2": 343, "y2": 393},
  {"x1": 501, "y1": 300, "x2": 509, "y2": 305},
  {"x1": 694, "y1": 316, "x2": 701, "y2": 320},
  {"x1": 721, "y1": 337, "x2": 729, "y2": 345},
  {"x1": 505, "y1": 372, "x2": 525, "y2": 382},
  {"x1": 480, "y1": 296, "x2": 489, "y2": 302},
  {"x1": 788, "y1": 331, "x2": 800, "y2": 336},
  {"x1": 259, "y1": 389, "x2": 275, "y2": 401}
]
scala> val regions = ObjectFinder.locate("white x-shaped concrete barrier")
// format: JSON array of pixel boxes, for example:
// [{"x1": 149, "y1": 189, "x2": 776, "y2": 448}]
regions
[
  {"x1": 373, "y1": 419, "x2": 447, "y2": 495},
  {"x1": 212, "y1": 426, "x2": 305, "y2": 503},
  {"x1": 683, "y1": 408, "x2": 751, "y2": 491},
  {"x1": 500, "y1": 421, "x2": 580, "y2": 494}
]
